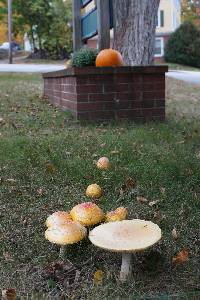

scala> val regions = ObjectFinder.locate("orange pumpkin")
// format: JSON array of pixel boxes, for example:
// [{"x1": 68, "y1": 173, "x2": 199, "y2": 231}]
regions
[{"x1": 96, "y1": 49, "x2": 124, "y2": 67}]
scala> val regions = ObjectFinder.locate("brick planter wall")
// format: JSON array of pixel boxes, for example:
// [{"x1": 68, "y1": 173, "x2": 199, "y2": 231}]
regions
[{"x1": 43, "y1": 66, "x2": 168, "y2": 122}]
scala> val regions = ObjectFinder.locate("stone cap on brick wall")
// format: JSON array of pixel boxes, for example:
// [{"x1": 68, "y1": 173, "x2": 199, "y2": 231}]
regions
[{"x1": 42, "y1": 66, "x2": 168, "y2": 78}]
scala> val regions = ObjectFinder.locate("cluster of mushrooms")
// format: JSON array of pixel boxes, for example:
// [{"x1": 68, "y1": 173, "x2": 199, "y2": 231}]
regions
[{"x1": 45, "y1": 157, "x2": 162, "y2": 282}]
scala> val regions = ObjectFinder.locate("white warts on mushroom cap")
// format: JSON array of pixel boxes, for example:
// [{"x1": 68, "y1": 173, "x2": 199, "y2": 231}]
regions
[{"x1": 89, "y1": 219, "x2": 162, "y2": 282}]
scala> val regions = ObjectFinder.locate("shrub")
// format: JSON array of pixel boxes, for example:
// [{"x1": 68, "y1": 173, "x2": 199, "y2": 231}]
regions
[
  {"x1": 72, "y1": 48, "x2": 99, "y2": 67},
  {"x1": 165, "y1": 22, "x2": 200, "y2": 67}
]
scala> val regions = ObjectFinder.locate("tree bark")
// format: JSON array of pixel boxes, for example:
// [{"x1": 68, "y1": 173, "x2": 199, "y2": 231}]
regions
[
  {"x1": 113, "y1": 0, "x2": 160, "y2": 66},
  {"x1": 30, "y1": 26, "x2": 36, "y2": 53}
]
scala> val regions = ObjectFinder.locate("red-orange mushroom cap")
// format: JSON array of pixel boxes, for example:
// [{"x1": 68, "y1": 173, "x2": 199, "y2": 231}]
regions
[{"x1": 70, "y1": 202, "x2": 104, "y2": 226}]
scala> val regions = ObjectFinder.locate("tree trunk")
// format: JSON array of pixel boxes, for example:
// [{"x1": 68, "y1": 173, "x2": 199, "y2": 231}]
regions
[
  {"x1": 113, "y1": 0, "x2": 160, "y2": 66},
  {"x1": 30, "y1": 26, "x2": 36, "y2": 53}
]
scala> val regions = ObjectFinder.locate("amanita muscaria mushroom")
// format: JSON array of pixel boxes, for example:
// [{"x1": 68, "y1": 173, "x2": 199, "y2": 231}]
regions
[
  {"x1": 105, "y1": 207, "x2": 128, "y2": 222},
  {"x1": 85, "y1": 183, "x2": 102, "y2": 199},
  {"x1": 70, "y1": 202, "x2": 104, "y2": 226},
  {"x1": 45, "y1": 220, "x2": 87, "y2": 259},
  {"x1": 96, "y1": 157, "x2": 110, "y2": 170},
  {"x1": 89, "y1": 219, "x2": 162, "y2": 282},
  {"x1": 46, "y1": 211, "x2": 72, "y2": 227}
]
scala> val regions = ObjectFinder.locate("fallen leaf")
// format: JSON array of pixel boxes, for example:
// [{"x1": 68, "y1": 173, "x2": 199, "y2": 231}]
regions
[
  {"x1": 172, "y1": 228, "x2": 178, "y2": 240},
  {"x1": 2, "y1": 288, "x2": 16, "y2": 300},
  {"x1": 172, "y1": 249, "x2": 189, "y2": 265},
  {"x1": 45, "y1": 163, "x2": 57, "y2": 174},
  {"x1": 3, "y1": 252, "x2": 13, "y2": 261},
  {"x1": 22, "y1": 219, "x2": 28, "y2": 226},
  {"x1": 36, "y1": 188, "x2": 46, "y2": 197},
  {"x1": 160, "y1": 187, "x2": 166, "y2": 195},
  {"x1": 153, "y1": 210, "x2": 166, "y2": 222},
  {"x1": 93, "y1": 270, "x2": 104, "y2": 283},
  {"x1": 110, "y1": 150, "x2": 120, "y2": 154},
  {"x1": 100, "y1": 143, "x2": 106, "y2": 148},
  {"x1": 149, "y1": 200, "x2": 160, "y2": 207},
  {"x1": 0, "y1": 117, "x2": 5, "y2": 125},
  {"x1": 125, "y1": 177, "x2": 136, "y2": 189},
  {"x1": 136, "y1": 196, "x2": 148, "y2": 203},
  {"x1": 6, "y1": 179, "x2": 17, "y2": 184},
  {"x1": 196, "y1": 151, "x2": 200, "y2": 160},
  {"x1": 65, "y1": 151, "x2": 71, "y2": 156},
  {"x1": 121, "y1": 177, "x2": 137, "y2": 193},
  {"x1": 42, "y1": 260, "x2": 80, "y2": 287}
]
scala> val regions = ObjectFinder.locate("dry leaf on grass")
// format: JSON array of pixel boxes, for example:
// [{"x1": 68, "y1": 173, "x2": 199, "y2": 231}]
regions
[
  {"x1": 172, "y1": 249, "x2": 189, "y2": 265},
  {"x1": 121, "y1": 177, "x2": 137, "y2": 194},
  {"x1": 172, "y1": 228, "x2": 179, "y2": 240},
  {"x1": 0, "y1": 117, "x2": 5, "y2": 125},
  {"x1": 65, "y1": 151, "x2": 72, "y2": 156},
  {"x1": 149, "y1": 200, "x2": 160, "y2": 207},
  {"x1": 42, "y1": 261, "x2": 80, "y2": 287},
  {"x1": 196, "y1": 151, "x2": 200, "y2": 160},
  {"x1": 153, "y1": 210, "x2": 166, "y2": 222},
  {"x1": 110, "y1": 150, "x2": 120, "y2": 154},
  {"x1": 6, "y1": 179, "x2": 17, "y2": 184},
  {"x1": 93, "y1": 270, "x2": 104, "y2": 283},
  {"x1": 36, "y1": 188, "x2": 46, "y2": 197},
  {"x1": 136, "y1": 196, "x2": 148, "y2": 203},
  {"x1": 3, "y1": 252, "x2": 13, "y2": 261},
  {"x1": 100, "y1": 143, "x2": 106, "y2": 148},
  {"x1": 160, "y1": 187, "x2": 166, "y2": 195},
  {"x1": 45, "y1": 163, "x2": 57, "y2": 174},
  {"x1": 2, "y1": 288, "x2": 16, "y2": 300}
]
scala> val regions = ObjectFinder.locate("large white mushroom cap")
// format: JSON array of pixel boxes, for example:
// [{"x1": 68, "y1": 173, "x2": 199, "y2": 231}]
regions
[{"x1": 89, "y1": 219, "x2": 162, "y2": 252}]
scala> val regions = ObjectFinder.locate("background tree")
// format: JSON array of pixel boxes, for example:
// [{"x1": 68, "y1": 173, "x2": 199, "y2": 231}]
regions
[
  {"x1": 113, "y1": 0, "x2": 160, "y2": 66},
  {"x1": 182, "y1": 0, "x2": 200, "y2": 27},
  {"x1": 0, "y1": 0, "x2": 72, "y2": 59}
]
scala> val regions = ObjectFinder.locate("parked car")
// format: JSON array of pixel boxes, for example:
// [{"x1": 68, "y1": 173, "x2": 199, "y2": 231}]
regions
[{"x1": 0, "y1": 42, "x2": 21, "y2": 51}]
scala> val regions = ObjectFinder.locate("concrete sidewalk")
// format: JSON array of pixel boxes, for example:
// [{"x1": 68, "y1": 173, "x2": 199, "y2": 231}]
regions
[
  {"x1": 0, "y1": 63, "x2": 64, "y2": 73},
  {"x1": 166, "y1": 70, "x2": 200, "y2": 85}
]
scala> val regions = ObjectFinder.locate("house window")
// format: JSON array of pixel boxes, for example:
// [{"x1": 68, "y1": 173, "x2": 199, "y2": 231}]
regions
[
  {"x1": 157, "y1": 10, "x2": 164, "y2": 28},
  {"x1": 154, "y1": 37, "x2": 164, "y2": 57}
]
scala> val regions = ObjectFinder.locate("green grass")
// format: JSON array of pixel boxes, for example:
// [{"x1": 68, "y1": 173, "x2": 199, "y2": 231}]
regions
[{"x1": 0, "y1": 74, "x2": 200, "y2": 299}]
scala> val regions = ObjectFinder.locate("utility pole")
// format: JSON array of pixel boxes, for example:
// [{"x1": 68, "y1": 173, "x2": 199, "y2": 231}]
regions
[{"x1": 8, "y1": 0, "x2": 12, "y2": 64}]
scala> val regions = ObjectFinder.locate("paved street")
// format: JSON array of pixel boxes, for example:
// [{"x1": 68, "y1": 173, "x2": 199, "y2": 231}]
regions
[{"x1": 0, "y1": 63, "x2": 200, "y2": 85}]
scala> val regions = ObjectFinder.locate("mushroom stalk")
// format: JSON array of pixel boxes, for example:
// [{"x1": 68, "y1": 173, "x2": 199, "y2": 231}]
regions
[
  {"x1": 120, "y1": 253, "x2": 133, "y2": 282},
  {"x1": 59, "y1": 246, "x2": 66, "y2": 259}
]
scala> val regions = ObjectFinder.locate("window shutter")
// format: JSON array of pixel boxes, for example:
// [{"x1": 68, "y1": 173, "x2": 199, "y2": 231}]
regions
[{"x1": 160, "y1": 10, "x2": 164, "y2": 27}]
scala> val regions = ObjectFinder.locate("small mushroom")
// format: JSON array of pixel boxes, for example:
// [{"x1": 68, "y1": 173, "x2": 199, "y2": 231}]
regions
[
  {"x1": 86, "y1": 183, "x2": 102, "y2": 199},
  {"x1": 105, "y1": 207, "x2": 128, "y2": 222},
  {"x1": 46, "y1": 211, "x2": 72, "y2": 227},
  {"x1": 70, "y1": 202, "x2": 104, "y2": 226},
  {"x1": 45, "y1": 221, "x2": 87, "y2": 259},
  {"x1": 96, "y1": 157, "x2": 110, "y2": 170},
  {"x1": 89, "y1": 219, "x2": 161, "y2": 282}
]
